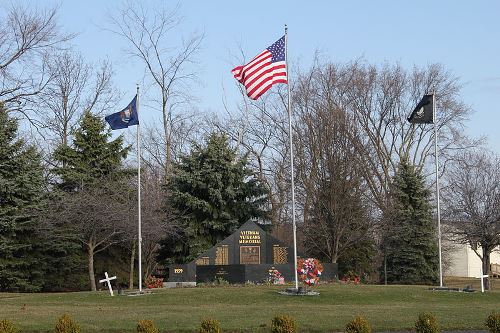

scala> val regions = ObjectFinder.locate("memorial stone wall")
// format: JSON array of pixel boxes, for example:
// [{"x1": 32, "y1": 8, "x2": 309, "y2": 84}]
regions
[{"x1": 168, "y1": 220, "x2": 337, "y2": 284}]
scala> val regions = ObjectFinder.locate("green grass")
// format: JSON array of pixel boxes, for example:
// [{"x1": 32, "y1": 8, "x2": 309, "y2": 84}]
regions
[{"x1": 1, "y1": 284, "x2": 499, "y2": 332}]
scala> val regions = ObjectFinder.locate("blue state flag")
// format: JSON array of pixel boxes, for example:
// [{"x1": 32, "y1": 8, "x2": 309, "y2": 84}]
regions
[{"x1": 105, "y1": 96, "x2": 139, "y2": 130}]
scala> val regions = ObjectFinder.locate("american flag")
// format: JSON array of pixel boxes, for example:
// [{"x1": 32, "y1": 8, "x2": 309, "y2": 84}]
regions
[{"x1": 231, "y1": 36, "x2": 287, "y2": 100}]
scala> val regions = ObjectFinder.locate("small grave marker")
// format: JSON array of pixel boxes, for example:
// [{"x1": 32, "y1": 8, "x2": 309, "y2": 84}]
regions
[
  {"x1": 99, "y1": 272, "x2": 117, "y2": 296},
  {"x1": 479, "y1": 268, "x2": 488, "y2": 293}
]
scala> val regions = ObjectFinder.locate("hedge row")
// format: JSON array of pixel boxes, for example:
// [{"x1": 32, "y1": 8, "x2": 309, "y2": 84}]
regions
[{"x1": 1, "y1": 312, "x2": 499, "y2": 333}]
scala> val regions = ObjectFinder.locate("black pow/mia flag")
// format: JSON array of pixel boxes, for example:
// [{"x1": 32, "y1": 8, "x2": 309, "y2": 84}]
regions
[{"x1": 408, "y1": 94, "x2": 434, "y2": 124}]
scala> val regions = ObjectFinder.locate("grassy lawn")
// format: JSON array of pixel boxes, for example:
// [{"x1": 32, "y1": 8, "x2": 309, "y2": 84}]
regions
[{"x1": 1, "y1": 283, "x2": 499, "y2": 332}]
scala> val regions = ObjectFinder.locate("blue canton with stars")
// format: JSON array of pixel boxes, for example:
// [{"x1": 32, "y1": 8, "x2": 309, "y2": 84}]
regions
[{"x1": 267, "y1": 36, "x2": 286, "y2": 63}]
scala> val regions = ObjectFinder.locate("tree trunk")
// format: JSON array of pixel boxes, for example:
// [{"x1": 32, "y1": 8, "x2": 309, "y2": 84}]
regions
[
  {"x1": 384, "y1": 255, "x2": 388, "y2": 285},
  {"x1": 88, "y1": 245, "x2": 96, "y2": 291},
  {"x1": 331, "y1": 253, "x2": 338, "y2": 263},
  {"x1": 482, "y1": 246, "x2": 491, "y2": 290},
  {"x1": 162, "y1": 97, "x2": 172, "y2": 178},
  {"x1": 129, "y1": 239, "x2": 136, "y2": 290}
]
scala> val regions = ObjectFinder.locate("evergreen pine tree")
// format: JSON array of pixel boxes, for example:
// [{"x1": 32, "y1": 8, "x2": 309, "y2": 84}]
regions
[
  {"x1": 53, "y1": 110, "x2": 131, "y2": 190},
  {"x1": 381, "y1": 159, "x2": 439, "y2": 284},
  {"x1": 0, "y1": 104, "x2": 46, "y2": 291},
  {"x1": 159, "y1": 133, "x2": 269, "y2": 263},
  {"x1": 51, "y1": 110, "x2": 133, "y2": 291}
]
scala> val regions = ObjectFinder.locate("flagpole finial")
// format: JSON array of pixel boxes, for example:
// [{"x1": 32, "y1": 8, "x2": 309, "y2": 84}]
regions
[{"x1": 285, "y1": 24, "x2": 288, "y2": 34}]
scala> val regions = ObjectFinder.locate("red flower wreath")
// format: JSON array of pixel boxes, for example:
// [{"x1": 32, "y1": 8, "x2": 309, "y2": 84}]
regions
[{"x1": 297, "y1": 258, "x2": 323, "y2": 286}]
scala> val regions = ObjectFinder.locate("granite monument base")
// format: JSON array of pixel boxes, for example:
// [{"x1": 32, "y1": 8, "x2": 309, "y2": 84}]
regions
[{"x1": 195, "y1": 263, "x2": 337, "y2": 284}]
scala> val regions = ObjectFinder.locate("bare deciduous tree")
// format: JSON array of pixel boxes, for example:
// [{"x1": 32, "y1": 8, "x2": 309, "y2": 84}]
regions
[
  {"x1": 140, "y1": 110, "x2": 203, "y2": 177},
  {"x1": 344, "y1": 62, "x2": 477, "y2": 212},
  {"x1": 442, "y1": 150, "x2": 500, "y2": 290},
  {"x1": 283, "y1": 59, "x2": 479, "y2": 216},
  {"x1": 292, "y1": 79, "x2": 374, "y2": 263},
  {"x1": 0, "y1": 4, "x2": 74, "y2": 123},
  {"x1": 47, "y1": 180, "x2": 133, "y2": 291},
  {"x1": 108, "y1": 3, "x2": 204, "y2": 176},
  {"x1": 39, "y1": 51, "x2": 117, "y2": 147},
  {"x1": 120, "y1": 167, "x2": 179, "y2": 289}
]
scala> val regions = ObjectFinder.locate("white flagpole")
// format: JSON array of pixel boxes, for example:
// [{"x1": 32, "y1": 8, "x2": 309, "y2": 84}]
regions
[
  {"x1": 433, "y1": 92, "x2": 443, "y2": 287},
  {"x1": 136, "y1": 85, "x2": 143, "y2": 292},
  {"x1": 285, "y1": 25, "x2": 299, "y2": 291}
]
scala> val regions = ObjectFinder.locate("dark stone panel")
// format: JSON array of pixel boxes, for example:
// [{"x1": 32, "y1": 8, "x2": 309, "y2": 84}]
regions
[
  {"x1": 192, "y1": 263, "x2": 338, "y2": 284},
  {"x1": 321, "y1": 263, "x2": 339, "y2": 281},
  {"x1": 245, "y1": 264, "x2": 295, "y2": 282},
  {"x1": 168, "y1": 262, "x2": 196, "y2": 282},
  {"x1": 168, "y1": 264, "x2": 188, "y2": 282},
  {"x1": 196, "y1": 265, "x2": 246, "y2": 284}
]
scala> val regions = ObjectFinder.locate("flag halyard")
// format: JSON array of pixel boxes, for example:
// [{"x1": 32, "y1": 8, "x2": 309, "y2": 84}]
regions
[{"x1": 231, "y1": 36, "x2": 287, "y2": 100}]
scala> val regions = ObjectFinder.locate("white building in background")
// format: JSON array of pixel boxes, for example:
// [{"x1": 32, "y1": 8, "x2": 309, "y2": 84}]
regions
[{"x1": 444, "y1": 242, "x2": 500, "y2": 278}]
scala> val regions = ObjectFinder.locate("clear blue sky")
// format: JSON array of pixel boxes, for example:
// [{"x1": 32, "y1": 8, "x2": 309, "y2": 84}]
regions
[{"x1": 51, "y1": 0, "x2": 500, "y2": 153}]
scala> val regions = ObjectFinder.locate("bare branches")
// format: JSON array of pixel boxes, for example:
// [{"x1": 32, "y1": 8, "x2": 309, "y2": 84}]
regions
[
  {"x1": 44, "y1": 179, "x2": 134, "y2": 290},
  {"x1": 295, "y1": 60, "x2": 477, "y2": 212},
  {"x1": 38, "y1": 51, "x2": 118, "y2": 146},
  {"x1": 107, "y1": 2, "x2": 204, "y2": 176},
  {"x1": 442, "y1": 149, "x2": 500, "y2": 288},
  {"x1": 0, "y1": 4, "x2": 74, "y2": 112},
  {"x1": 140, "y1": 110, "x2": 204, "y2": 177},
  {"x1": 443, "y1": 149, "x2": 500, "y2": 248},
  {"x1": 292, "y1": 67, "x2": 375, "y2": 263}
]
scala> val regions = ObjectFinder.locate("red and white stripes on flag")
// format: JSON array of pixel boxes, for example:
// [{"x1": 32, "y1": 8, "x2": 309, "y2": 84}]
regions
[{"x1": 231, "y1": 36, "x2": 287, "y2": 100}]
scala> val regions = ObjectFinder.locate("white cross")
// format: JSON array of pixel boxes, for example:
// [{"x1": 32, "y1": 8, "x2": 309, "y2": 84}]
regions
[
  {"x1": 99, "y1": 272, "x2": 117, "y2": 296},
  {"x1": 479, "y1": 268, "x2": 489, "y2": 293}
]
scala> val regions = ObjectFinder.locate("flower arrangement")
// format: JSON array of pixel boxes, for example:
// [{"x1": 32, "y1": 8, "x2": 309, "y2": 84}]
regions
[
  {"x1": 269, "y1": 269, "x2": 285, "y2": 284},
  {"x1": 341, "y1": 271, "x2": 361, "y2": 284},
  {"x1": 145, "y1": 275, "x2": 164, "y2": 289},
  {"x1": 297, "y1": 258, "x2": 323, "y2": 286}
]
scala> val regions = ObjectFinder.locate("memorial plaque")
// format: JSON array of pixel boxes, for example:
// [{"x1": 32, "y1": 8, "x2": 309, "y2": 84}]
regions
[
  {"x1": 239, "y1": 230, "x2": 261, "y2": 244},
  {"x1": 196, "y1": 257, "x2": 210, "y2": 265},
  {"x1": 273, "y1": 245, "x2": 288, "y2": 264},
  {"x1": 240, "y1": 246, "x2": 260, "y2": 264},
  {"x1": 215, "y1": 245, "x2": 228, "y2": 265},
  {"x1": 215, "y1": 267, "x2": 229, "y2": 278}
]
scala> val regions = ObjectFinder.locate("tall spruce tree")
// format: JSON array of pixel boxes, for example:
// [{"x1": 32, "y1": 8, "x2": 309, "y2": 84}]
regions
[
  {"x1": 0, "y1": 104, "x2": 46, "y2": 291},
  {"x1": 53, "y1": 110, "x2": 131, "y2": 190},
  {"x1": 381, "y1": 159, "x2": 439, "y2": 285},
  {"x1": 52, "y1": 111, "x2": 132, "y2": 291},
  {"x1": 158, "y1": 133, "x2": 269, "y2": 263}
]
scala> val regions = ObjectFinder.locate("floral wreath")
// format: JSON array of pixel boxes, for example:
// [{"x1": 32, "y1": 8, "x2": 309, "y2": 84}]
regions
[
  {"x1": 268, "y1": 268, "x2": 283, "y2": 283},
  {"x1": 297, "y1": 258, "x2": 323, "y2": 286}
]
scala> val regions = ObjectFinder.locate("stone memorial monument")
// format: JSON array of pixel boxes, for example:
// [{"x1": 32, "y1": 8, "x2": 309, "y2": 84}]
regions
[{"x1": 167, "y1": 220, "x2": 337, "y2": 285}]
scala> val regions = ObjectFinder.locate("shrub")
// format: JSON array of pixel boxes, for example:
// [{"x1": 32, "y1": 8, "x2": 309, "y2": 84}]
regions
[
  {"x1": 415, "y1": 312, "x2": 440, "y2": 333},
  {"x1": 137, "y1": 319, "x2": 159, "y2": 333},
  {"x1": 199, "y1": 318, "x2": 221, "y2": 333},
  {"x1": 0, "y1": 319, "x2": 17, "y2": 333},
  {"x1": 145, "y1": 276, "x2": 164, "y2": 289},
  {"x1": 54, "y1": 314, "x2": 80, "y2": 333},
  {"x1": 485, "y1": 312, "x2": 500, "y2": 333},
  {"x1": 215, "y1": 277, "x2": 229, "y2": 286},
  {"x1": 341, "y1": 271, "x2": 361, "y2": 284},
  {"x1": 271, "y1": 315, "x2": 297, "y2": 333},
  {"x1": 345, "y1": 315, "x2": 371, "y2": 333}
]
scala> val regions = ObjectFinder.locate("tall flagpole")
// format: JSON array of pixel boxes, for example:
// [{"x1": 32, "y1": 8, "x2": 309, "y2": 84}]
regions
[
  {"x1": 433, "y1": 92, "x2": 443, "y2": 287},
  {"x1": 285, "y1": 25, "x2": 299, "y2": 290},
  {"x1": 136, "y1": 85, "x2": 143, "y2": 292}
]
